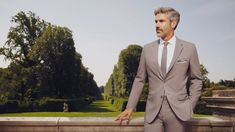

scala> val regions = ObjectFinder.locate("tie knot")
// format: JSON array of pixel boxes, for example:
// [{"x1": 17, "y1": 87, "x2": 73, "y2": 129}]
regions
[{"x1": 163, "y1": 41, "x2": 169, "y2": 46}]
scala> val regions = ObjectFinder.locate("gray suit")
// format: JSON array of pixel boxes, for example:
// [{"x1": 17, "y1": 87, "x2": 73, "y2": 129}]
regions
[{"x1": 126, "y1": 37, "x2": 202, "y2": 124}]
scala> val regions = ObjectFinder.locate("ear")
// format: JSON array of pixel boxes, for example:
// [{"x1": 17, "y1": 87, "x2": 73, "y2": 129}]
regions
[{"x1": 171, "y1": 20, "x2": 177, "y2": 29}]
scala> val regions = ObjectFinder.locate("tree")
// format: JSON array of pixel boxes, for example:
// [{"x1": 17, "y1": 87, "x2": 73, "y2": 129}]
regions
[
  {"x1": 0, "y1": 68, "x2": 17, "y2": 102},
  {"x1": 218, "y1": 79, "x2": 235, "y2": 88},
  {"x1": 0, "y1": 11, "x2": 47, "y2": 65},
  {"x1": 29, "y1": 25, "x2": 76, "y2": 98},
  {"x1": 0, "y1": 11, "x2": 48, "y2": 102},
  {"x1": 104, "y1": 73, "x2": 115, "y2": 96},
  {"x1": 118, "y1": 45, "x2": 142, "y2": 97},
  {"x1": 104, "y1": 44, "x2": 142, "y2": 98},
  {"x1": 200, "y1": 64, "x2": 210, "y2": 88},
  {"x1": 0, "y1": 11, "x2": 100, "y2": 103}
]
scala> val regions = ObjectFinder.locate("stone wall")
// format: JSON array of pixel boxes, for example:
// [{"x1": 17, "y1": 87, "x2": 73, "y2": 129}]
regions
[
  {"x1": 202, "y1": 89, "x2": 235, "y2": 121},
  {"x1": 0, "y1": 117, "x2": 234, "y2": 132}
]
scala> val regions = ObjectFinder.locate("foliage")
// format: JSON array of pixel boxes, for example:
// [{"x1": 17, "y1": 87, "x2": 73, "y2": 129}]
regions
[
  {"x1": 200, "y1": 64, "x2": 210, "y2": 88},
  {"x1": 0, "y1": 68, "x2": 17, "y2": 102},
  {"x1": 0, "y1": 11, "x2": 48, "y2": 64},
  {"x1": 104, "y1": 45, "x2": 143, "y2": 98},
  {"x1": 29, "y1": 25, "x2": 76, "y2": 98},
  {"x1": 0, "y1": 111, "x2": 146, "y2": 117},
  {"x1": 112, "y1": 97, "x2": 128, "y2": 111},
  {"x1": 218, "y1": 79, "x2": 235, "y2": 88},
  {"x1": 0, "y1": 11, "x2": 100, "y2": 112},
  {"x1": 194, "y1": 99, "x2": 212, "y2": 115}
]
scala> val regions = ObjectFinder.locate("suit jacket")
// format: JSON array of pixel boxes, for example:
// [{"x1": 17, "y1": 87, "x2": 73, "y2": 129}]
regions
[{"x1": 126, "y1": 37, "x2": 202, "y2": 123}]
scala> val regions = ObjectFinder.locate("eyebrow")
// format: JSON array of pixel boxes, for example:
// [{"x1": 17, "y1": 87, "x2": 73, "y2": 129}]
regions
[{"x1": 155, "y1": 19, "x2": 165, "y2": 23}]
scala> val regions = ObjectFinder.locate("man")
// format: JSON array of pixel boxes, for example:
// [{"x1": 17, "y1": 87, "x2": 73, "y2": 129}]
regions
[{"x1": 115, "y1": 7, "x2": 202, "y2": 132}]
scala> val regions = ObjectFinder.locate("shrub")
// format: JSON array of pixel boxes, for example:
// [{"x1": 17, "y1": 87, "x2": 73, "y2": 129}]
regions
[
  {"x1": 194, "y1": 100, "x2": 212, "y2": 115},
  {"x1": 36, "y1": 97, "x2": 92, "y2": 112},
  {"x1": 112, "y1": 97, "x2": 127, "y2": 111},
  {"x1": 0, "y1": 100, "x2": 19, "y2": 113},
  {"x1": 110, "y1": 97, "x2": 146, "y2": 112}
]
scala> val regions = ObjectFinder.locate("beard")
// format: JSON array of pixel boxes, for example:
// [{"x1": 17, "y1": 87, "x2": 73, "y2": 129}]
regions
[
  {"x1": 156, "y1": 28, "x2": 163, "y2": 37},
  {"x1": 156, "y1": 27, "x2": 163, "y2": 35}
]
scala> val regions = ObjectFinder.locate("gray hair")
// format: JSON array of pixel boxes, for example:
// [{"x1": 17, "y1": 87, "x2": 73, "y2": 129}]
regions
[{"x1": 154, "y1": 7, "x2": 180, "y2": 29}]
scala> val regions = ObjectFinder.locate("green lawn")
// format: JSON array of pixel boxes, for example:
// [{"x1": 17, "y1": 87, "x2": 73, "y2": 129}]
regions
[
  {"x1": 78, "y1": 100, "x2": 118, "y2": 112},
  {"x1": 0, "y1": 100, "x2": 144, "y2": 117},
  {"x1": 0, "y1": 112, "x2": 210, "y2": 117},
  {"x1": 0, "y1": 112, "x2": 145, "y2": 117},
  {"x1": 0, "y1": 100, "x2": 210, "y2": 117}
]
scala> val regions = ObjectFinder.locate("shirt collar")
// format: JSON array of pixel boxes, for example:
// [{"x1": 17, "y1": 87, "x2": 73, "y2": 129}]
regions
[{"x1": 159, "y1": 35, "x2": 176, "y2": 45}]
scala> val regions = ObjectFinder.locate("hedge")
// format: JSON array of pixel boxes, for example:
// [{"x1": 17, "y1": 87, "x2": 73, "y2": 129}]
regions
[
  {"x1": 0, "y1": 97, "x2": 92, "y2": 113},
  {"x1": 110, "y1": 96, "x2": 146, "y2": 112}
]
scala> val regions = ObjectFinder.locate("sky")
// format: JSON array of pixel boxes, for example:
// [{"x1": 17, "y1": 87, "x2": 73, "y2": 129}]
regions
[{"x1": 0, "y1": 0, "x2": 235, "y2": 86}]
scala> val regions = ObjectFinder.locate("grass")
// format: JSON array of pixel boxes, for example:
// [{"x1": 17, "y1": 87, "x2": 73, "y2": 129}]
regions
[
  {"x1": 0, "y1": 100, "x2": 211, "y2": 117},
  {"x1": 0, "y1": 112, "x2": 145, "y2": 117},
  {"x1": 78, "y1": 100, "x2": 118, "y2": 112},
  {"x1": 0, "y1": 112, "x2": 210, "y2": 117},
  {"x1": 0, "y1": 100, "x2": 144, "y2": 117},
  {"x1": 193, "y1": 114, "x2": 212, "y2": 117}
]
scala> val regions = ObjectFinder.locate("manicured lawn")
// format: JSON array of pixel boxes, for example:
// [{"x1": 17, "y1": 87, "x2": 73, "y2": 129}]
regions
[
  {"x1": 0, "y1": 112, "x2": 145, "y2": 117},
  {"x1": 0, "y1": 100, "x2": 211, "y2": 117},
  {"x1": 0, "y1": 112, "x2": 210, "y2": 117},
  {"x1": 0, "y1": 100, "x2": 144, "y2": 117},
  {"x1": 193, "y1": 114, "x2": 212, "y2": 117},
  {"x1": 78, "y1": 100, "x2": 118, "y2": 112}
]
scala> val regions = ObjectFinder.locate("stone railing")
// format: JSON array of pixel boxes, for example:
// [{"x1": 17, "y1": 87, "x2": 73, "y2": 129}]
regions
[
  {"x1": 0, "y1": 117, "x2": 234, "y2": 132},
  {"x1": 202, "y1": 89, "x2": 235, "y2": 120}
]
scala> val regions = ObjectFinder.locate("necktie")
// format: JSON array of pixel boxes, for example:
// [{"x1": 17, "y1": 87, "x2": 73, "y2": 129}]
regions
[{"x1": 161, "y1": 42, "x2": 168, "y2": 78}]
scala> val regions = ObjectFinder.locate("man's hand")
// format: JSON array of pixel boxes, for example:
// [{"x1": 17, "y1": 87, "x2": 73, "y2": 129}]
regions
[{"x1": 115, "y1": 108, "x2": 133, "y2": 125}]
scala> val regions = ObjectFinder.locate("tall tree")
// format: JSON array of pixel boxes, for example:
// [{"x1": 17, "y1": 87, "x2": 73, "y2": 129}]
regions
[
  {"x1": 200, "y1": 64, "x2": 210, "y2": 88},
  {"x1": 0, "y1": 11, "x2": 48, "y2": 101},
  {"x1": 104, "y1": 44, "x2": 142, "y2": 98},
  {"x1": 0, "y1": 68, "x2": 18, "y2": 102},
  {"x1": 0, "y1": 11, "x2": 47, "y2": 66},
  {"x1": 118, "y1": 45, "x2": 142, "y2": 97},
  {"x1": 0, "y1": 11, "x2": 100, "y2": 102},
  {"x1": 29, "y1": 25, "x2": 76, "y2": 98}
]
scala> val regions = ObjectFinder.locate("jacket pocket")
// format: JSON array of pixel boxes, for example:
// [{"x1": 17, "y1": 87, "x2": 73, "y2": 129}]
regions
[{"x1": 177, "y1": 95, "x2": 190, "y2": 101}]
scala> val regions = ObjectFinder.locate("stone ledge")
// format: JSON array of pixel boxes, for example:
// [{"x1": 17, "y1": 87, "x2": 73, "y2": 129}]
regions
[{"x1": 0, "y1": 117, "x2": 234, "y2": 132}]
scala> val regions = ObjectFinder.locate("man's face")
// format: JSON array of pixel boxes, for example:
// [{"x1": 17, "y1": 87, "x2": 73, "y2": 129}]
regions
[{"x1": 155, "y1": 13, "x2": 176, "y2": 40}]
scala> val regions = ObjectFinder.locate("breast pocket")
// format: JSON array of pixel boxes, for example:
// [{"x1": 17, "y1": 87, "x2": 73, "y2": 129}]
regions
[
  {"x1": 176, "y1": 58, "x2": 189, "y2": 64},
  {"x1": 173, "y1": 58, "x2": 190, "y2": 74}
]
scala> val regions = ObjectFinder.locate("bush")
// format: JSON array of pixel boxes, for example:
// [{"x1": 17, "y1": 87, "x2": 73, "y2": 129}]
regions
[
  {"x1": 36, "y1": 97, "x2": 92, "y2": 112},
  {"x1": 0, "y1": 100, "x2": 19, "y2": 113},
  {"x1": 194, "y1": 99, "x2": 212, "y2": 115},
  {"x1": 112, "y1": 97, "x2": 128, "y2": 111},
  {"x1": 0, "y1": 97, "x2": 93, "y2": 113},
  {"x1": 18, "y1": 100, "x2": 35, "y2": 112},
  {"x1": 109, "y1": 97, "x2": 146, "y2": 112}
]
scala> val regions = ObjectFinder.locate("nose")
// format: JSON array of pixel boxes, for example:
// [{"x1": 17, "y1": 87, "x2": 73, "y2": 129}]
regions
[{"x1": 155, "y1": 21, "x2": 160, "y2": 28}]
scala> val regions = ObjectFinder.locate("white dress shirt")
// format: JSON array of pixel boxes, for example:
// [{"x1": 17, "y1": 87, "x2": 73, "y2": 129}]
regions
[{"x1": 158, "y1": 35, "x2": 176, "y2": 72}]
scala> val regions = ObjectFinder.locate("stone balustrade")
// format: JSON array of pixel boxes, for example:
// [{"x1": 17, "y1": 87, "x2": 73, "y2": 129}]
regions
[
  {"x1": 202, "y1": 89, "x2": 235, "y2": 120},
  {"x1": 0, "y1": 117, "x2": 234, "y2": 132}
]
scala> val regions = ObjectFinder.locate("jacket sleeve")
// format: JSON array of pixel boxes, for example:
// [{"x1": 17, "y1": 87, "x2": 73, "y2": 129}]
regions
[
  {"x1": 189, "y1": 45, "x2": 203, "y2": 109},
  {"x1": 126, "y1": 46, "x2": 147, "y2": 110}
]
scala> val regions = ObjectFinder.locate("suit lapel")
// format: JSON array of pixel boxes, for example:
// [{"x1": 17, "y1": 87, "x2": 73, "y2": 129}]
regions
[
  {"x1": 152, "y1": 40, "x2": 165, "y2": 80},
  {"x1": 166, "y1": 37, "x2": 183, "y2": 76}
]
